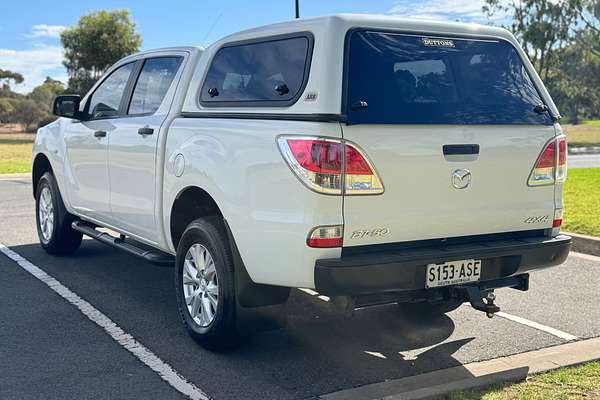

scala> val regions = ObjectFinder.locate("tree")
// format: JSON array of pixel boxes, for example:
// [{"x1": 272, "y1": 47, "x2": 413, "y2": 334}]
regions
[
  {"x1": 0, "y1": 69, "x2": 25, "y2": 125},
  {"x1": 11, "y1": 99, "x2": 46, "y2": 132},
  {"x1": 483, "y1": 0, "x2": 579, "y2": 81},
  {"x1": 29, "y1": 77, "x2": 65, "y2": 113},
  {"x1": 0, "y1": 69, "x2": 25, "y2": 98},
  {"x1": 484, "y1": 0, "x2": 600, "y2": 121},
  {"x1": 548, "y1": 41, "x2": 600, "y2": 123},
  {"x1": 0, "y1": 98, "x2": 16, "y2": 123},
  {"x1": 61, "y1": 9, "x2": 142, "y2": 95},
  {"x1": 0, "y1": 69, "x2": 24, "y2": 87},
  {"x1": 572, "y1": 0, "x2": 600, "y2": 55}
]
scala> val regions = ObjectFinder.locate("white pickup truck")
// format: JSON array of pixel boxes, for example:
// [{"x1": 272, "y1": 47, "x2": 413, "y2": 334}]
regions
[{"x1": 34, "y1": 14, "x2": 571, "y2": 349}]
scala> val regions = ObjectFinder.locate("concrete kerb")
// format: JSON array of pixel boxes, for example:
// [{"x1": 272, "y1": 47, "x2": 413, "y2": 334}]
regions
[{"x1": 319, "y1": 337, "x2": 600, "y2": 400}]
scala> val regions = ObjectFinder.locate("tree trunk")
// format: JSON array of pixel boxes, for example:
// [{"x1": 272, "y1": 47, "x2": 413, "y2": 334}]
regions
[{"x1": 569, "y1": 106, "x2": 579, "y2": 125}]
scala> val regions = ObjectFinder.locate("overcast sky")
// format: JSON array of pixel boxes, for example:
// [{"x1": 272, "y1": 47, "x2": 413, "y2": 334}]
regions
[{"x1": 0, "y1": 0, "x2": 496, "y2": 93}]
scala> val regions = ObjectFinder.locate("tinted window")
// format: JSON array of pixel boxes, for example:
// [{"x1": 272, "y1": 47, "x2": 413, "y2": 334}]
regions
[
  {"x1": 201, "y1": 36, "x2": 311, "y2": 105},
  {"x1": 346, "y1": 31, "x2": 553, "y2": 125},
  {"x1": 129, "y1": 57, "x2": 182, "y2": 115},
  {"x1": 88, "y1": 62, "x2": 135, "y2": 119}
]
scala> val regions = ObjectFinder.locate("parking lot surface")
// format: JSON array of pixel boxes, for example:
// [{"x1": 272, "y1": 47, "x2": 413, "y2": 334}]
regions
[{"x1": 1, "y1": 177, "x2": 598, "y2": 400}]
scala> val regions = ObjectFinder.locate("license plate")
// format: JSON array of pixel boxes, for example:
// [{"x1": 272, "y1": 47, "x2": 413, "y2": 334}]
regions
[{"x1": 426, "y1": 259, "x2": 482, "y2": 288}]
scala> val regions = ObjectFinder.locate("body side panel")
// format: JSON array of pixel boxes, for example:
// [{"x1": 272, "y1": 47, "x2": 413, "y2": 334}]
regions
[{"x1": 163, "y1": 118, "x2": 343, "y2": 288}]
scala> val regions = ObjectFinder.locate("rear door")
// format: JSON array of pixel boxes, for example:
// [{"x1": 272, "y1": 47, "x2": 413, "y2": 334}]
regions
[
  {"x1": 341, "y1": 30, "x2": 557, "y2": 246},
  {"x1": 108, "y1": 55, "x2": 184, "y2": 241}
]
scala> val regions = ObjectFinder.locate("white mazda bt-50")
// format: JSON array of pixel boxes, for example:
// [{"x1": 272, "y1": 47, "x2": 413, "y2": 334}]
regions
[{"x1": 33, "y1": 14, "x2": 571, "y2": 349}]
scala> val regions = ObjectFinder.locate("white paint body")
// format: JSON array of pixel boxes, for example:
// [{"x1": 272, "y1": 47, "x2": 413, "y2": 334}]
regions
[{"x1": 33, "y1": 15, "x2": 563, "y2": 289}]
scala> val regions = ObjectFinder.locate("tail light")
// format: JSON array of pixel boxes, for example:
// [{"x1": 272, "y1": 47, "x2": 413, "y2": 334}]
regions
[
  {"x1": 550, "y1": 207, "x2": 563, "y2": 237},
  {"x1": 307, "y1": 225, "x2": 343, "y2": 248},
  {"x1": 553, "y1": 208, "x2": 563, "y2": 228},
  {"x1": 528, "y1": 136, "x2": 567, "y2": 186},
  {"x1": 277, "y1": 136, "x2": 384, "y2": 195},
  {"x1": 556, "y1": 137, "x2": 567, "y2": 182}
]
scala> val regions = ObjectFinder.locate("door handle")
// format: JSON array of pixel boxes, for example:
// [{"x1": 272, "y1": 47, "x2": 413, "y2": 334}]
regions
[
  {"x1": 443, "y1": 144, "x2": 480, "y2": 155},
  {"x1": 138, "y1": 127, "x2": 154, "y2": 136},
  {"x1": 94, "y1": 130, "x2": 107, "y2": 138}
]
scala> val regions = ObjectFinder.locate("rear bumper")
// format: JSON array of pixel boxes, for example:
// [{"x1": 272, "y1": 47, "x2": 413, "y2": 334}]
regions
[{"x1": 314, "y1": 234, "x2": 571, "y2": 296}]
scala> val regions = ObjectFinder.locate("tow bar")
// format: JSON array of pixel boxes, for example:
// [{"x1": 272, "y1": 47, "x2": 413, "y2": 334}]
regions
[{"x1": 451, "y1": 274, "x2": 529, "y2": 318}]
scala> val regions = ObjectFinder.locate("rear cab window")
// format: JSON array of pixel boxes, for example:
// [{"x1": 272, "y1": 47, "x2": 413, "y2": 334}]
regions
[
  {"x1": 200, "y1": 33, "x2": 313, "y2": 107},
  {"x1": 344, "y1": 30, "x2": 553, "y2": 125}
]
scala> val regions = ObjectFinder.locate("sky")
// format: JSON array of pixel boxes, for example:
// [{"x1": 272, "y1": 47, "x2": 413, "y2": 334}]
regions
[{"x1": 0, "y1": 0, "x2": 498, "y2": 93}]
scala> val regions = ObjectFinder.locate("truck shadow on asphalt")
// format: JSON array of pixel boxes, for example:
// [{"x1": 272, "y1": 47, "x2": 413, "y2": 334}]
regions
[{"x1": 11, "y1": 240, "x2": 479, "y2": 400}]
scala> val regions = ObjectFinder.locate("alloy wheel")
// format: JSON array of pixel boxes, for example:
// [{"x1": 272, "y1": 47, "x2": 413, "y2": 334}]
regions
[{"x1": 182, "y1": 243, "x2": 219, "y2": 327}]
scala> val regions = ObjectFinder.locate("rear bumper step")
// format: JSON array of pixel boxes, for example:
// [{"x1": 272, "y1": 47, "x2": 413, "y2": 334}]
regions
[
  {"x1": 315, "y1": 234, "x2": 571, "y2": 296},
  {"x1": 72, "y1": 221, "x2": 174, "y2": 266}
]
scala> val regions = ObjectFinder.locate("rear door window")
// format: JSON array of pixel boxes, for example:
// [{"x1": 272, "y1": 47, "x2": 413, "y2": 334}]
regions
[
  {"x1": 200, "y1": 34, "x2": 312, "y2": 106},
  {"x1": 345, "y1": 31, "x2": 553, "y2": 125},
  {"x1": 128, "y1": 57, "x2": 183, "y2": 115}
]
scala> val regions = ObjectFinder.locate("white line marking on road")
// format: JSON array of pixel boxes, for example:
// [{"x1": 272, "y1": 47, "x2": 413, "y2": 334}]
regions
[
  {"x1": 0, "y1": 243, "x2": 210, "y2": 400},
  {"x1": 570, "y1": 251, "x2": 600, "y2": 263},
  {"x1": 299, "y1": 288, "x2": 330, "y2": 302},
  {"x1": 299, "y1": 288, "x2": 319, "y2": 296},
  {"x1": 495, "y1": 312, "x2": 578, "y2": 341},
  {"x1": 364, "y1": 351, "x2": 387, "y2": 359}
]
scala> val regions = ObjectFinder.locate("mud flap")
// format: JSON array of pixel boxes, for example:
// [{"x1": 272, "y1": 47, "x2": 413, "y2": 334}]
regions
[{"x1": 223, "y1": 219, "x2": 290, "y2": 333}]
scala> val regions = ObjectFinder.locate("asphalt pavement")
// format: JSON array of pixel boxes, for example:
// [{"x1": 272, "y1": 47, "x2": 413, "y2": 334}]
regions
[{"x1": 1, "y1": 177, "x2": 599, "y2": 400}]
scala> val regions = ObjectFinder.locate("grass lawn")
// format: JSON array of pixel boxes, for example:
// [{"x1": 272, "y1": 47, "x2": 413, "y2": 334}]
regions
[
  {"x1": 563, "y1": 120, "x2": 600, "y2": 148},
  {"x1": 447, "y1": 361, "x2": 600, "y2": 399},
  {"x1": 0, "y1": 132, "x2": 35, "y2": 174},
  {"x1": 563, "y1": 168, "x2": 600, "y2": 237}
]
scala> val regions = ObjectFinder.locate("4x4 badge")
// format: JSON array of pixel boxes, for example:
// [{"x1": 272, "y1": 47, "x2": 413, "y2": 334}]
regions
[{"x1": 452, "y1": 169, "x2": 471, "y2": 189}]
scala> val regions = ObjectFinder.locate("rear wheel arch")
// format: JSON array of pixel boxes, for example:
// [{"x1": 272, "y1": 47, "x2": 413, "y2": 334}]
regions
[
  {"x1": 169, "y1": 186, "x2": 223, "y2": 251},
  {"x1": 169, "y1": 186, "x2": 290, "y2": 308}
]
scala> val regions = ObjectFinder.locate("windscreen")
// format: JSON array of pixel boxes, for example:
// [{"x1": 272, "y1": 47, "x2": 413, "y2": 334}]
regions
[{"x1": 345, "y1": 31, "x2": 553, "y2": 125}]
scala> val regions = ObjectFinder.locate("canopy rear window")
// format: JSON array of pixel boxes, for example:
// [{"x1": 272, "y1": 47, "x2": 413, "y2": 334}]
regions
[{"x1": 345, "y1": 31, "x2": 553, "y2": 125}]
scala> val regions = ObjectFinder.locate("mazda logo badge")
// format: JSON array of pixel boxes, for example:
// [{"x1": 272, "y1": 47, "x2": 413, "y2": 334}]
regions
[{"x1": 452, "y1": 169, "x2": 471, "y2": 189}]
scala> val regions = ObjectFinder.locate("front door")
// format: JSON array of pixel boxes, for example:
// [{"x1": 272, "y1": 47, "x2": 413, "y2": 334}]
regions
[{"x1": 64, "y1": 62, "x2": 136, "y2": 222}]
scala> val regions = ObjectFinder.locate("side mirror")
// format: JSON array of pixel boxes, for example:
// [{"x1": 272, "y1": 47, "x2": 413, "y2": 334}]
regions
[{"x1": 53, "y1": 95, "x2": 82, "y2": 119}]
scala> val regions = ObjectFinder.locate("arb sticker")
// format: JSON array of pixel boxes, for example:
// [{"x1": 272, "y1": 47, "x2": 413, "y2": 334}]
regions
[{"x1": 304, "y1": 92, "x2": 318, "y2": 102}]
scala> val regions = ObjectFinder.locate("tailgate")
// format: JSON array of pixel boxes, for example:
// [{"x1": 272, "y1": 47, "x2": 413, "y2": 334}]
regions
[{"x1": 341, "y1": 124, "x2": 557, "y2": 246}]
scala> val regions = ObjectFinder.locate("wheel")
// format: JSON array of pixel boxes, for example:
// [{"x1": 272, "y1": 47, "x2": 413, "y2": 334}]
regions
[
  {"x1": 35, "y1": 172, "x2": 82, "y2": 255},
  {"x1": 174, "y1": 217, "x2": 241, "y2": 350},
  {"x1": 399, "y1": 298, "x2": 463, "y2": 316}
]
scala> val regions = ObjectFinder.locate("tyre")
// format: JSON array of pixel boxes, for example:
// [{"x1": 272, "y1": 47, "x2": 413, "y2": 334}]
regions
[
  {"x1": 174, "y1": 217, "x2": 241, "y2": 350},
  {"x1": 399, "y1": 298, "x2": 463, "y2": 316},
  {"x1": 35, "y1": 172, "x2": 82, "y2": 255}
]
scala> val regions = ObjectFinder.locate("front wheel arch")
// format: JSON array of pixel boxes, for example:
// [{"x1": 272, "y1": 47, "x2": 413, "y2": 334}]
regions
[{"x1": 32, "y1": 153, "x2": 53, "y2": 199}]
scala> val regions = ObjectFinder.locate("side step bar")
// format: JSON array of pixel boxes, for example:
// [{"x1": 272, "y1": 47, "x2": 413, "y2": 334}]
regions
[{"x1": 72, "y1": 221, "x2": 174, "y2": 266}]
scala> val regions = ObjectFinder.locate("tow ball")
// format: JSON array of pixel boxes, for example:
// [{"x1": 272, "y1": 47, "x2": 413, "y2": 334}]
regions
[
  {"x1": 451, "y1": 274, "x2": 529, "y2": 318},
  {"x1": 454, "y1": 286, "x2": 500, "y2": 318}
]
